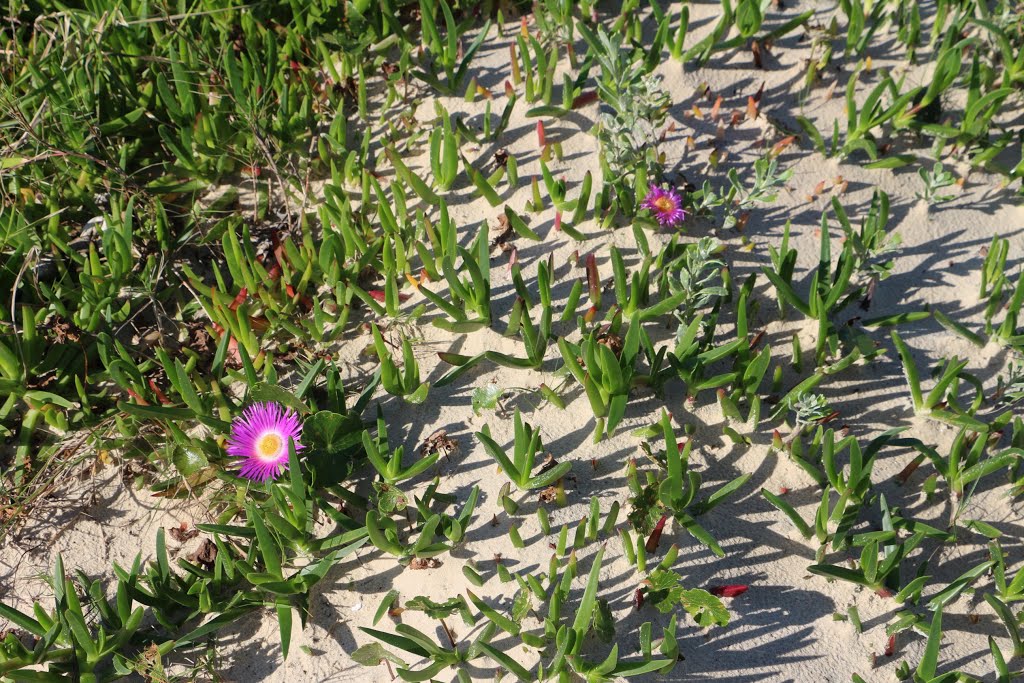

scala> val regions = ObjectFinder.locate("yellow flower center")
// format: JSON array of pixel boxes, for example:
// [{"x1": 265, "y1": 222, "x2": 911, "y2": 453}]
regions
[
  {"x1": 654, "y1": 196, "x2": 676, "y2": 213},
  {"x1": 256, "y1": 432, "x2": 284, "y2": 460}
]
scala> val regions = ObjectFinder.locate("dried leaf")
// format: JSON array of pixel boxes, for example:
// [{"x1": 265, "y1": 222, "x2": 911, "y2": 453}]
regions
[
  {"x1": 169, "y1": 523, "x2": 199, "y2": 543},
  {"x1": 187, "y1": 539, "x2": 217, "y2": 570}
]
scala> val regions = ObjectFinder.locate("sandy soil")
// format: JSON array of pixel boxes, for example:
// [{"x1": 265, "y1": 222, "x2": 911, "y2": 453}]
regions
[{"x1": 3, "y1": 2, "x2": 1023, "y2": 682}]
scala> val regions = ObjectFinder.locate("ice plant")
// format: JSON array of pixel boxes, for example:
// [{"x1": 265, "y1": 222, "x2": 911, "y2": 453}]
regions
[
  {"x1": 641, "y1": 185, "x2": 686, "y2": 228},
  {"x1": 226, "y1": 401, "x2": 304, "y2": 482}
]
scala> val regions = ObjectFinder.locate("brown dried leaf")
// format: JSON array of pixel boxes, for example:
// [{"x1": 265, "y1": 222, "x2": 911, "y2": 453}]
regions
[
  {"x1": 770, "y1": 135, "x2": 796, "y2": 158},
  {"x1": 408, "y1": 557, "x2": 442, "y2": 570},
  {"x1": 492, "y1": 214, "x2": 515, "y2": 250},
  {"x1": 169, "y1": 523, "x2": 199, "y2": 543},
  {"x1": 420, "y1": 430, "x2": 457, "y2": 458},
  {"x1": 187, "y1": 539, "x2": 217, "y2": 570},
  {"x1": 746, "y1": 97, "x2": 759, "y2": 121},
  {"x1": 539, "y1": 486, "x2": 559, "y2": 503}
]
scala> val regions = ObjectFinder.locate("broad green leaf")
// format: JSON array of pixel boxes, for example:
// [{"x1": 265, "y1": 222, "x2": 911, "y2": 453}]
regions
[
  {"x1": 249, "y1": 383, "x2": 310, "y2": 415},
  {"x1": 351, "y1": 642, "x2": 409, "y2": 667},
  {"x1": 679, "y1": 589, "x2": 730, "y2": 628},
  {"x1": 303, "y1": 410, "x2": 365, "y2": 485},
  {"x1": 171, "y1": 443, "x2": 209, "y2": 477}
]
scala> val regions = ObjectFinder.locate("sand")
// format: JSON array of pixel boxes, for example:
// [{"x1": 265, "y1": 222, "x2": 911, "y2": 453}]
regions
[{"x1": 3, "y1": 2, "x2": 1023, "y2": 682}]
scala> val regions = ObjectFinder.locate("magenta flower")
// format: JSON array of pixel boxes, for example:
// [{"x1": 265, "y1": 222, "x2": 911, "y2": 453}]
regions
[
  {"x1": 641, "y1": 184, "x2": 686, "y2": 228},
  {"x1": 226, "y1": 402, "x2": 304, "y2": 483}
]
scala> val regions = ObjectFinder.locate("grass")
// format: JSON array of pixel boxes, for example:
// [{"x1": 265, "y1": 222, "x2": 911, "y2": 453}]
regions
[{"x1": 1, "y1": 0, "x2": 1024, "y2": 681}]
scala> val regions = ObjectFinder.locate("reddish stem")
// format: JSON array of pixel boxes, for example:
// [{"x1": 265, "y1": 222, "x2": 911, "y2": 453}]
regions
[
  {"x1": 124, "y1": 387, "x2": 149, "y2": 406},
  {"x1": 148, "y1": 379, "x2": 172, "y2": 405}
]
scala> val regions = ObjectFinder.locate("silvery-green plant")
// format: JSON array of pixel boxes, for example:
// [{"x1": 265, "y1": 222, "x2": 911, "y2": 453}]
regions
[
  {"x1": 791, "y1": 392, "x2": 833, "y2": 427},
  {"x1": 917, "y1": 162, "x2": 957, "y2": 203},
  {"x1": 997, "y1": 359, "x2": 1024, "y2": 405},
  {"x1": 578, "y1": 24, "x2": 669, "y2": 185},
  {"x1": 657, "y1": 237, "x2": 727, "y2": 327},
  {"x1": 531, "y1": 0, "x2": 576, "y2": 48},
  {"x1": 687, "y1": 156, "x2": 791, "y2": 229},
  {"x1": 730, "y1": 156, "x2": 793, "y2": 210},
  {"x1": 596, "y1": 75, "x2": 669, "y2": 176}
]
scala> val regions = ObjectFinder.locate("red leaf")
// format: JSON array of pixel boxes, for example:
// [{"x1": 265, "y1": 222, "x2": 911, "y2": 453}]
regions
[
  {"x1": 585, "y1": 253, "x2": 600, "y2": 303},
  {"x1": 367, "y1": 290, "x2": 412, "y2": 303},
  {"x1": 571, "y1": 91, "x2": 598, "y2": 109},
  {"x1": 895, "y1": 457, "x2": 922, "y2": 485},
  {"x1": 709, "y1": 585, "x2": 748, "y2": 598},
  {"x1": 148, "y1": 379, "x2": 172, "y2": 406},
  {"x1": 645, "y1": 515, "x2": 668, "y2": 553},
  {"x1": 228, "y1": 287, "x2": 248, "y2": 311},
  {"x1": 124, "y1": 387, "x2": 149, "y2": 406},
  {"x1": 225, "y1": 335, "x2": 242, "y2": 365}
]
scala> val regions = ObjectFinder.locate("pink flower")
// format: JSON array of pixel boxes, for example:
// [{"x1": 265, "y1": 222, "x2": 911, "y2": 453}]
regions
[
  {"x1": 641, "y1": 184, "x2": 686, "y2": 228},
  {"x1": 226, "y1": 402, "x2": 304, "y2": 482}
]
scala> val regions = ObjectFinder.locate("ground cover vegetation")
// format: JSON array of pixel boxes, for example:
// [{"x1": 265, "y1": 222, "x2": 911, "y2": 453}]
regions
[{"x1": 1, "y1": 0, "x2": 1024, "y2": 681}]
